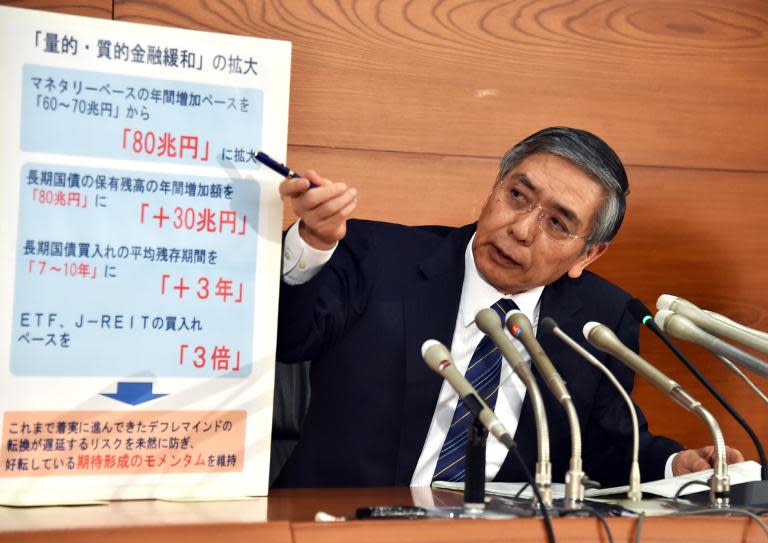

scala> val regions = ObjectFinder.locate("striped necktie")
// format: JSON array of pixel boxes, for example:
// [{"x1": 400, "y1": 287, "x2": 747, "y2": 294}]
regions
[{"x1": 432, "y1": 297, "x2": 518, "y2": 482}]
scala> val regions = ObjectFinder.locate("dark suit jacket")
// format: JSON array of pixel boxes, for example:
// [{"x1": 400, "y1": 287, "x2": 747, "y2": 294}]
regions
[{"x1": 274, "y1": 220, "x2": 682, "y2": 488}]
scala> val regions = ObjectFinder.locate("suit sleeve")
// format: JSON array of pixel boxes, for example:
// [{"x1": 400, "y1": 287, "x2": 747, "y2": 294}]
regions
[
  {"x1": 276, "y1": 221, "x2": 373, "y2": 363},
  {"x1": 582, "y1": 307, "x2": 684, "y2": 485}
]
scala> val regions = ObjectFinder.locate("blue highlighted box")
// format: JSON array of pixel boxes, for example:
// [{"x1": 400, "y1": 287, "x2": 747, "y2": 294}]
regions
[
  {"x1": 10, "y1": 163, "x2": 259, "y2": 378},
  {"x1": 21, "y1": 64, "x2": 263, "y2": 167}
]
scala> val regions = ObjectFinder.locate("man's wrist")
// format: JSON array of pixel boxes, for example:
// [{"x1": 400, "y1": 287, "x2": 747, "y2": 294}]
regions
[
  {"x1": 665, "y1": 452, "x2": 677, "y2": 478},
  {"x1": 298, "y1": 221, "x2": 337, "y2": 251},
  {"x1": 282, "y1": 221, "x2": 337, "y2": 285}
]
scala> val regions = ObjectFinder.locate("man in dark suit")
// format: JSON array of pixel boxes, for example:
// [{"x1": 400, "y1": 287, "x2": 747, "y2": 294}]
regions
[{"x1": 274, "y1": 127, "x2": 742, "y2": 488}]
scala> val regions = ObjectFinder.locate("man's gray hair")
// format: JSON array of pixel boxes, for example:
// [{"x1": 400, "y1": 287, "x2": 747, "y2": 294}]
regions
[{"x1": 499, "y1": 127, "x2": 629, "y2": 247}]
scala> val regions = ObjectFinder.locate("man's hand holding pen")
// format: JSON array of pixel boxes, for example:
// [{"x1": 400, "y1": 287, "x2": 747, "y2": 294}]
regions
[{"x1": 279, "y1": 169, "x2": 358, "y2": 251}]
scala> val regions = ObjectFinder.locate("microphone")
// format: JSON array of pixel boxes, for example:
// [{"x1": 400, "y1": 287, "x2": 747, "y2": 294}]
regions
[
  {"x1": 654, "y1": 310, "x2": 768, "y2": 379},
  {"x1": 705, "y1": 310, "x2": 768, "y2": 343},
  {"x1": 421, "y1": 337, "x2": 558, "y2": 538},
  {"x1": 539, "y1": 317, "x2": 642, "y2": 502},
  {"x1": 584, "y1": 322, "x2": 730, "y2": 507},
  {"x1": 628, "y1": 298, "x2": 768, "y2": 484},
  {"x1": 475, "y1": 309, "x2": 553, "y2": 507},
  {"x1": 421, "y1": 340, "x2": 515, "y2": 449},
  {"x1": 657, "y1": 295, "x2": 768, "y2": 355},
  {"x1": 506, "y1": 311, "x2": 586, "y2": 507}
]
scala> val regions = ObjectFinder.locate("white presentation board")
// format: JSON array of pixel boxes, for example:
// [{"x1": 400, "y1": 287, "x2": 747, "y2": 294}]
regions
[{"x1": 0, "y1": 5, "x2": 291, "y2": 504}]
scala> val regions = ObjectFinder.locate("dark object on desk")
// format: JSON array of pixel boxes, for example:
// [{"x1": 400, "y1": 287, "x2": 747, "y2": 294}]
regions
[
  {"x1": 686, "y1": 481, "x2": 768, "y2": 508},
  {"x1": 356, "y1": 505, "x2": 428, "y2": 519}
]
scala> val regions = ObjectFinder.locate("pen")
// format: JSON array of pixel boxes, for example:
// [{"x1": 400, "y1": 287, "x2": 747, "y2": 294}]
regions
[
  {"x1": 255, "y1": 151, "x2": 300, "y2": 178},
  {"x1": 255, "y1": 151, "x2": 317, "y2": 188}
]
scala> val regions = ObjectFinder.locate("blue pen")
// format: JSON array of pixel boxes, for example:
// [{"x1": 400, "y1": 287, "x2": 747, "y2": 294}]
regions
[
  {"x1": 255, "y1": 151, "x2": 300, "y2": 178},
  {"x1": 256, "y1": 151, "x2": 319, "y2": 189}
]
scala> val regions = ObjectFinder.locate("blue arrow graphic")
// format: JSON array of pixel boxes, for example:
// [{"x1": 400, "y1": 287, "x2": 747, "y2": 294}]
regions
[{"x1": 101, "y1": 382, "x2": 167, "y2": 406}]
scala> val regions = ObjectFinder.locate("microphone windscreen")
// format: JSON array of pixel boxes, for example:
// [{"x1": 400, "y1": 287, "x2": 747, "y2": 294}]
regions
[
  {"x1": 475, "y1": 308, "x2": 502, "y2": 335},
  {"x1": 627, "y1": 298, "x2": 653, "y2": 323},
  {"x1": 653, "y1": 310, "x2": 675, "y2": 331},
  {"x1": 421, "y1": 339, "x2": 441, "y2": 358},
  {"x1": 656, "y1": 294, "x2": 677, "y2": 311},
  {"x1": 582, "y1": 321, "x2": 600, "y2": 339},
  {"x1": 539, "y1": 317, "x2": 558, "y2": 335}
]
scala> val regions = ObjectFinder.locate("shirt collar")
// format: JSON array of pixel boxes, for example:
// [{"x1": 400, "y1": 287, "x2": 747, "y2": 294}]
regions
[{"x1": 460, "y1": 234, "x2": 545, "y2": 328}]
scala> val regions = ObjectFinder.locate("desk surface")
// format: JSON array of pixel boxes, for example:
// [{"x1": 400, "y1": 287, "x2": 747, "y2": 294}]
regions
[{"x1": 1, "y1": 487, "x2": 766, "y2": 543}]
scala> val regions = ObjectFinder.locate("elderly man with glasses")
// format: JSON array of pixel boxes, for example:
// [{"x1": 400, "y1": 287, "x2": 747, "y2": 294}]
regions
[{"x1": 273, "y1": 126, "x2": 743, "y2": 489}]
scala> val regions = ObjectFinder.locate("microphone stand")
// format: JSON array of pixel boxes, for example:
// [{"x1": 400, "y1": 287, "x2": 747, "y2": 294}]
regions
[
  {"x1": 585, "y1": 321, "x2": 731, "y2": 508},
  {"x1": 463, "y1": 417, "x2": 487, "y2": 510},
  {"x1": 457, "y1": 391, "x2": 556, "y2": 543},
  {"x1": 542, "y1": 318, "x2": 642, "y2": 503},
  {"x1": 506, "y1": 313, "x2": 585, "y2": 509},
  {"x1": 475, "y1": 309, "x2": 553, "y2": 508},
  {"x1": 673, "y1": 389, "x2": 731, "y2": 508}
]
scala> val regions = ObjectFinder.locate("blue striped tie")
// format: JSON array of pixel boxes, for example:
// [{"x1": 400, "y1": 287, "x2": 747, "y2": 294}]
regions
[{"x1": 432, "y1": 298, "x2": 518, "y2": 482}]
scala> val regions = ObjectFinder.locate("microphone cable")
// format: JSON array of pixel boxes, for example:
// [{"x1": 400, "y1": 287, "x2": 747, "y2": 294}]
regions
[
  {"x1": 508, "y1": 436, "x2": 556, "y2": 543},
  {"x1": 560, "y1": 504, "x2": 615, "y2": 543},
  {"x1": 627, "y1": 298, "x2": 768, "y2": 481}
]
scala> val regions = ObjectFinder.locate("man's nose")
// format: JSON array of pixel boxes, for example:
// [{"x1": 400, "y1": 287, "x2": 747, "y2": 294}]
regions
[{"x1": 508, "y1": 206, "x2": 542, "y2": 245}]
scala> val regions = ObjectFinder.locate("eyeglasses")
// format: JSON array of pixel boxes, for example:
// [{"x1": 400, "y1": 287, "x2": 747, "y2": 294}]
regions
[{"x1": 498, "y1": 178, "x2": 589, "y2": 242}]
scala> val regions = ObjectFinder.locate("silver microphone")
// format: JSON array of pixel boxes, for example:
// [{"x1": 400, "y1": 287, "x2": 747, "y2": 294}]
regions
[
  {"x1": 506, "y1": 310, "x2": 585, "y2": 507},
  {"x1": 655, "y1": 310, "x2": 768, "y2": 379},
  {"x1": 539, "y1": 317, "x2": 641, "y2": 502},
  {"x1": 421, "y1": 339, "x2": 515, "y2": 449},
  {"x1": 584, "y1": 321, "x2": 730, "y2": 507},
  {"x1": 475, "y1": 309, "x2": 553, "y2": 507},
  {"x1": 657, "y1": 294, "x2": 768, "y2": 355}
]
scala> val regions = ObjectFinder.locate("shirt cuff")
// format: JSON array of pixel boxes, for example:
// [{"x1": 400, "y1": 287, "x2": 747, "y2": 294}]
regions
[
  {"x1": 664, "y1": 453, "x2": 677, "y2": 479},
  {"x1": 282, "y1": 221, "x2": 337, "y2": 285}
]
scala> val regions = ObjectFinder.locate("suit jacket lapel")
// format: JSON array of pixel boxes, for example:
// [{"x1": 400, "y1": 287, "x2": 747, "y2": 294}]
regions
[{"x1": 394, "y1": 224, "x2": 475, "y2": 484}]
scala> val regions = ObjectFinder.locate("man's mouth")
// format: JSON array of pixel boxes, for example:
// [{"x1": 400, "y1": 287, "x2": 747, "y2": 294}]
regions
[{"x1": 489, "y1": 244, "x2": 523, "y2": 268}]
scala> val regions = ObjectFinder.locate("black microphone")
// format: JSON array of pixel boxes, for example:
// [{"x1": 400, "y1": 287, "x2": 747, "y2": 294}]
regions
[{"x1": 627, "y1": 298, "x2": 768, "y2": 485}]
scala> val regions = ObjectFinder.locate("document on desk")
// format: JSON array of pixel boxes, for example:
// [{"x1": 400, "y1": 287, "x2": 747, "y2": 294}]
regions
[
  {"x1": 433, "y1": 461, "x2": 762, "y2": 500},
  {"x1": 0, "y1": 5, "x2": 291, "y2": 504}
]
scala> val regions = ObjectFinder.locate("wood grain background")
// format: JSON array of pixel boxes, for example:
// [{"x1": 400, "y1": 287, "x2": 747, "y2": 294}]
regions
[{"x1": 5, "y1": 0, "x2": 767, "y2": 473}]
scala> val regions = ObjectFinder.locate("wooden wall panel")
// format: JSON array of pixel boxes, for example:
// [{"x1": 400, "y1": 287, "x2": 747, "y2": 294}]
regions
[
  {"x1": 282, "y1": 146, "x2": 499, "y2": 230},
  {"x1": 0, "y1": 0, "x2": 110, "y2": 18},
  {"x1": 114, "y1": 0, "x2": 768, "y2": 171}
]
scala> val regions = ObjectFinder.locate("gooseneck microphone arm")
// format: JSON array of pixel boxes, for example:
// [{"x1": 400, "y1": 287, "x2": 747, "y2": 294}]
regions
[
  {"x1": 475, "y1": 309, "x2": 553, "y2": 507},
  {"x1": 584, "y1": 322, "x2": 730, "y2": 508},
  {"x1": 641, "y1": 304, "x2": 768, "y2": 482},
  {"x1": 539, "y1": 317, "x2": 642, "y2": 502},
  {"x1": 715, "y1": 355, "x2": 768, "y2": 405},
  {"x1": 506, "y1": 311, "x2": 585, "y2": 508},
  {"x1": 705, "y1": 310, "x2": 768, "y2": 343}
]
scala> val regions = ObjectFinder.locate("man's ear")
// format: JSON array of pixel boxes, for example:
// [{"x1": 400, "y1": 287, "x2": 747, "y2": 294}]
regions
[{"x1": 567, "y1": 242, "x2": 609, "y2": 279}]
